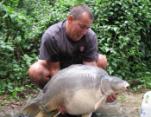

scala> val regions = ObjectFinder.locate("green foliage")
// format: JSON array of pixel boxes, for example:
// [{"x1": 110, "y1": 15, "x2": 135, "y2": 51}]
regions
[
  {"x1": 91, "y1": 0, "x2": 151, "y2": 81},
  {"x1": 0, "y1": 0, "x2": 77, "y2": 96},
  {"x1": 0, "y1": 0, "x2": 151, "y2": 96}
]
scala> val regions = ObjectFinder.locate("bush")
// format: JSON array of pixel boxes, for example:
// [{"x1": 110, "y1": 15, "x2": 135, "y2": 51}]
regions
[
  {"x1": 0, "y1": 0, "x2": 151, "y2": 95},
  {"x1": 91, "y1": 0, "x2": 151, "y2": 81}
]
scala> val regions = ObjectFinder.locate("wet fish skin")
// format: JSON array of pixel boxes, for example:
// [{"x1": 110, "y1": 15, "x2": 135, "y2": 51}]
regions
[{"x1": 19, "y1": 64, "x2": 129, "y2": 117}]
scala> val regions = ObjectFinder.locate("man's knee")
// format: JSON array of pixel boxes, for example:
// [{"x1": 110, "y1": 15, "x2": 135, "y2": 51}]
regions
[
  {"x1": 28, "y1": 61, "x2": 50, "y2": 88},
  {"x1": 97, "y1": 54, "x2": 108, "y2": 69}
]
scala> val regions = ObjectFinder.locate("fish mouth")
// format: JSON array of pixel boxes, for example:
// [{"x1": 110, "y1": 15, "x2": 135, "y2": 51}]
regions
[
  {"x1": 123, "y1": 82, "x2": 130, "y2": 90},
  {"x1": 115, "y1": 82, "x2": 130, "y2": 92}
]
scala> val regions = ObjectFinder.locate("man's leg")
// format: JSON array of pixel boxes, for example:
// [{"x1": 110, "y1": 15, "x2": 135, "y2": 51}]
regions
[{"x1": 28, "y1": 60, "x2": 51, "y2": 88}]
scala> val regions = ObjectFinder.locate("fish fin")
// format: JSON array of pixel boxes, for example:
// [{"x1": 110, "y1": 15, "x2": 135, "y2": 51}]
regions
[
  {"x1": 35, "y1": 109, "x2": 59, "y2": 117},
  {"x1": 52, "y1": 111, "x2": 61, "y2": 117},
  {"x1": 94, "y1": 96, "x2": 106, "y2": 111},
  {"x1": 35, "y1": 111, "x2": 45, "y2": 117},
  {"x1": 82, "y1": 113, "x2": 92, "y2": 117},
  {"x1": 35, "y1": 111, "x2": 50, "y2": 117},
  {"x1": 22, "y1": 103, "x2": 41, "y2": 117}
]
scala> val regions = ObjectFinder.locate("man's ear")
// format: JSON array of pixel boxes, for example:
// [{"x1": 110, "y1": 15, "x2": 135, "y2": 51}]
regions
[{"x1": 67, "y1": 15, "x2": 74, "y2": 23}]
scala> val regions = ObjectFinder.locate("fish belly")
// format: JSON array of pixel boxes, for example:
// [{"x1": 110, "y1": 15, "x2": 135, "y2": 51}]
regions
[{"x1": 64, "y1": 89, "x2": 101, "y2": 115}]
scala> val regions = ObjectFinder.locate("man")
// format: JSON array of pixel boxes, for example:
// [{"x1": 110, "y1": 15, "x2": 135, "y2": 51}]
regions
[{"x1": 28, "y1": 4, "x2": 116, "y2": 114}]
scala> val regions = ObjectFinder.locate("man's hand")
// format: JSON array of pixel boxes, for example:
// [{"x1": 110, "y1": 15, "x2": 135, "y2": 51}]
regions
[{"x1": 106, "y1": 93, "x2": 117, "y2": 103}]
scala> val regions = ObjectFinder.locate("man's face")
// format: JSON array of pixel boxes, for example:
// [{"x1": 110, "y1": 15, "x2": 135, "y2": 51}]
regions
[{"x1": 67, "y1": 12, "x2": 93, "y2": 41}]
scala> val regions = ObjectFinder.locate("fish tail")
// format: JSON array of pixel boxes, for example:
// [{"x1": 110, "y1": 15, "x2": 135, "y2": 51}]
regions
[
  {"x1": 20, "y1": 103, "x2": 57, "y2": 117},
  {"x1": 20, "y1": 103, "x2": 41, "y2": 117}
]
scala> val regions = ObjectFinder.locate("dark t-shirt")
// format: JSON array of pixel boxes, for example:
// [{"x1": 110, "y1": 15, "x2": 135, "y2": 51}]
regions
[{"x1": 39, "y1": 20, "x2": 98, "y2": 68}]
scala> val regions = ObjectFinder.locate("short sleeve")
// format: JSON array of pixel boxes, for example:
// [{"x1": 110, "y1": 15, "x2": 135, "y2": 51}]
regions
[
  {"x1": 39, "y1": 33, "x2": 59, "y2": 61},
  {"x1": 83, "y1": 33, "x2": 99, "y2": 61}
]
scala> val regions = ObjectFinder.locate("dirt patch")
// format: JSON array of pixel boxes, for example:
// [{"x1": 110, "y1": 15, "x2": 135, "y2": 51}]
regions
[
  {"x1": 94, "y1": 92, "x2": 143, "y2": 117},
  {"x1": 0, "y1": 90, "x2": 38, "y2": 117},
  {"x1": 118, "y1": 92, "x2": 143, "y2": 117},
  {"x1": 0, "y1": 91, "x2": 145, "y2": 117}
]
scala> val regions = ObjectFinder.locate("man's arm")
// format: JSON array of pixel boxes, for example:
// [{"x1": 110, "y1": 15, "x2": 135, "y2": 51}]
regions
[
  {"x1": 82, "y1": 30, "x2": 98, "y2": 66},
  {"x1": 39, "y1": 32, "x2": 60, "y2": 79}
]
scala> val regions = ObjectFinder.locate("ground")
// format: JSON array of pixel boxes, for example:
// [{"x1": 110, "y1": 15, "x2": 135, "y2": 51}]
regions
[{"x1": 0, "y1": 91, "x2": 146, "y2": 117}]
